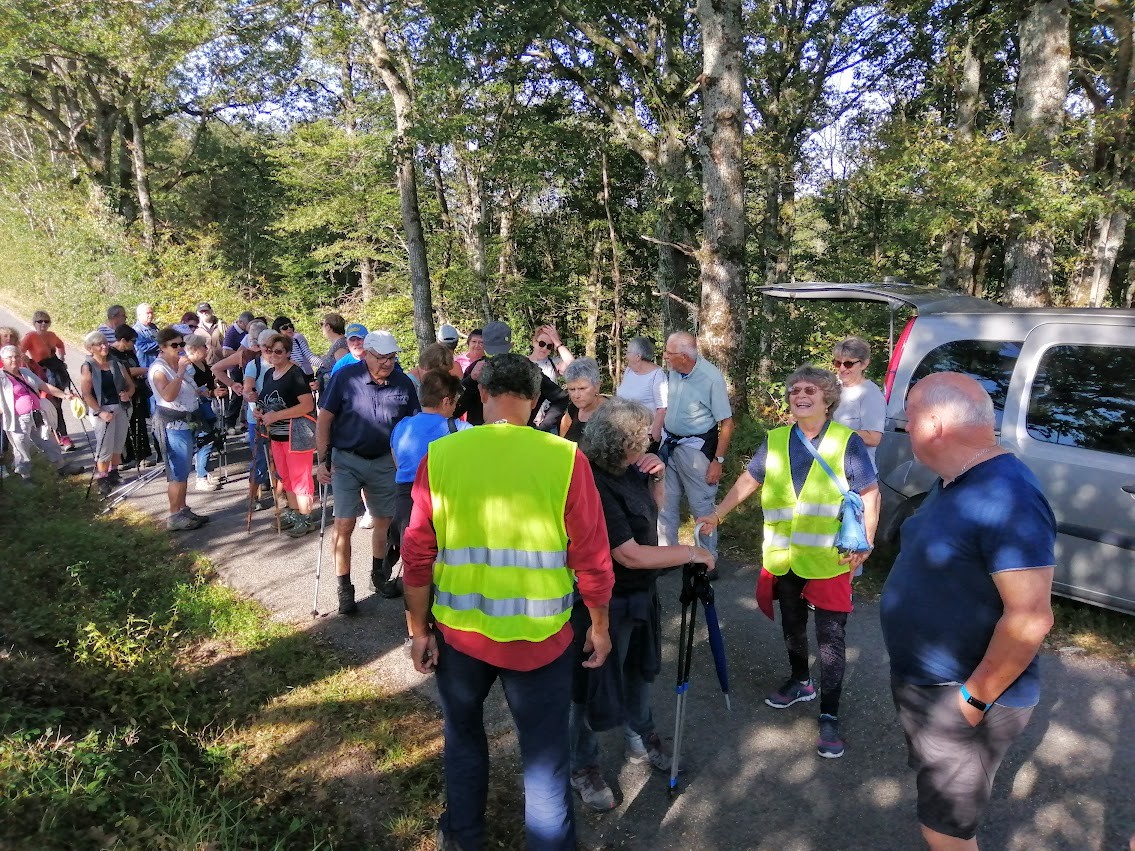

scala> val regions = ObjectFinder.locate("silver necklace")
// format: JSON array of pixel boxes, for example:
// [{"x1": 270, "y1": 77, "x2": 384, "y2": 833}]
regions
[{"x1": 958, "y1": 445, "x2": 997, "y2": 476}]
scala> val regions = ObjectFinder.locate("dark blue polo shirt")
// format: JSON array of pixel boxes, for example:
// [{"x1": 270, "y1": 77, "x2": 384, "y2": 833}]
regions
[{"x1": 320, "y1": 361, "x2": 420, "y2": 457}]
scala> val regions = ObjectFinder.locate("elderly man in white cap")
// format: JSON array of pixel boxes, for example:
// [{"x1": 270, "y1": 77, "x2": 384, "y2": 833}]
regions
[{"x1": 316, "y1": 330, "x2": 421, "y2": 615}]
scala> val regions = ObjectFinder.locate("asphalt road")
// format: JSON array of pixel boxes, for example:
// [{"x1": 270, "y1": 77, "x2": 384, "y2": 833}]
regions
[{"x1": 3, "y1": 301, "x2": 1132, "y2": 850}]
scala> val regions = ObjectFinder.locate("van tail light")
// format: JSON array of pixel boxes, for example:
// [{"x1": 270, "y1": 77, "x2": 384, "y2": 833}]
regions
[{"x1": 884, "y1": 317, "x2": 916, "y2": 402}]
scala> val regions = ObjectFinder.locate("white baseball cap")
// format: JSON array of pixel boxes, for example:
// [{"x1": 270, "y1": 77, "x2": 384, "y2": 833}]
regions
[{"x1": 363, "y1": 330, "x2": 400, "y2": 356}]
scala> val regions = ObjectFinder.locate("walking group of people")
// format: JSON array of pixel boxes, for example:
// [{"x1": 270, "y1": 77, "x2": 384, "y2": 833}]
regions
[{"x1": 0, "y1": 305, "x2": 1057, "y2": 851}]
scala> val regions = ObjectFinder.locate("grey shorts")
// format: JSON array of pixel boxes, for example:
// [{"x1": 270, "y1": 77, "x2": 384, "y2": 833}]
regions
[
  {"x1": 331, "y1": 449, "x2": 396, "y2": 520},
  {"x1": 892, "y1": 681, "x2": 1033, "y2": 840}
]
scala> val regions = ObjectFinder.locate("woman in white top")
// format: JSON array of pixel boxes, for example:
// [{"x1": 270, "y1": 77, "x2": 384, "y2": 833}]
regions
[
  {"x1": 830, "y1": 335, "x2": 887, "y2": 467},
  {"x1": 616, "y1": 336, "x2": 668, "y2": 446},
  {"x1": 149, "y1": 327, "x2": 209, "y2": 531}
]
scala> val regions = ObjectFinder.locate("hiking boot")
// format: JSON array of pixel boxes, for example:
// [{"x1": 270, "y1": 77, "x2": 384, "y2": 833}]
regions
[
  {"x1": 97, "y1": 477, "x2": 113, "y2": 498},
  {"x1": 277, "y1": 507, "x2": 301, "y2": 529},
  {"x1": 570, "y1": 765, "x2": 616, "y2": 811},
  {"x1": 816, "y1": 714, "x2": 845, "y2": 759},
  {"x1": 195, "y1": 476, "x2": 220, "y2": 492},
  {"x1": 285, "y1": 514, "x2": 317, "y2": 538},
  {"x1": 380, "y1": 577, "x2": 403, "y2": 599},
  {"x1": 370, "y1": 563, "x2": 390, "y2": 591},
  {"x1": 57, "y1": 462, "x2": 85, "y2": 477},
  {"x1": 168, "y1": 510, "x2": 205, "y2": 531},
  {"x1": 625, "y1": 732, "x2": 672, "y2": 772},
  {"x1": 337, "y1": 583, "x2": 358, "y2": 615},
  {"x1": 765, "y1": 678, "x2": 816, "y2": 709}
]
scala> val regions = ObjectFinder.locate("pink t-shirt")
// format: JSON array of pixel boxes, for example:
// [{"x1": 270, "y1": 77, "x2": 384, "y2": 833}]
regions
[{"x1": 10, "y1": 374, "x2": 40, "y2": 417}]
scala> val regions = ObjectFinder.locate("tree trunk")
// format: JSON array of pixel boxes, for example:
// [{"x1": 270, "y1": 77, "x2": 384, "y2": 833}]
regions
[
  {"x1": 356, "y1": 2, "x2": 435, "y2": 350},
  {"x1": 696, "y1": 0, "x2": 746, "y2": 406},
  {"x1": 601, "y1": 151, "x2": 625, "y2": 381},
  {"x1": 430, "y1": 154, "x2": 456, "y2": 275},
  {"x1": 939, "y1": 28, "x2": 982, "y2": 290},
  {"x1": 1069, "y1": 209, "x2": 1128, "y2": 307},
  {"x1": 655, "y1": 128, "x2": 689, "y2": 334},
  {"x1": 117, "y1": 117, "x2": 137, "y2": 224},
  {"x1": 584, "y1": 237, "x2": 603, "y2": 359},
  {"x1": 127, "y1": 98, "x2": 156, "y2": 251},
  {"x1": 1003, "y1": 0, "x2": 1070, "y2": 307},
  {"x1": 454, "y1": 150, "x2": 492, "y2": 322},
  {"x1": 358, "y1": 257, "x2": 374, "y2": 302}
]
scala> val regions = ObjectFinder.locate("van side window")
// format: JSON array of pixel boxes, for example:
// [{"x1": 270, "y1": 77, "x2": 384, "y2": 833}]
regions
[
  {"x1": 1026, "y1": 344, "x2": 1135, "y2": 455},
  {"x1": 909, "y1": 340, "x2": 1022, "y2": 427}
]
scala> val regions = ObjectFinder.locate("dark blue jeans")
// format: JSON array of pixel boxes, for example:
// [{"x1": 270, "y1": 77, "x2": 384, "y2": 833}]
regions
[{"x1": 435, "y1": 630, "x2": 575, "y2": 851}]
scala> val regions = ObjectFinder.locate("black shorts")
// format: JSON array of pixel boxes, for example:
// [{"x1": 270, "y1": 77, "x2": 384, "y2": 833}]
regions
[{"x1": 891, "y1": 681, "x2": 1033, "y2": 840}]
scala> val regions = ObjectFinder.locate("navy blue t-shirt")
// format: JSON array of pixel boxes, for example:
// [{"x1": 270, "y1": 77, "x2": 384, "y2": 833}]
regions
[
  {"x1": 880, "y1": 453, "x2": 1056, "y2": 707},
  {"x1": 320, "y1": 361, "x2": 420, "y2": 457}
]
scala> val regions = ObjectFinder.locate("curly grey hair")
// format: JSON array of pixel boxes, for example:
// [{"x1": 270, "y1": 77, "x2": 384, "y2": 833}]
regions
[
  {"x1": 833, "y1": 336, "x2": 871, "y2": 364},
  {"x1": 784, "y1": 365, "x2": 841, "y2": 413},
  {"x1": 580, "y1": 396, "x2": 653, "y2": 475},
  {"x1": 563, "y1": 356, "x2": 601, "y2": 387}
]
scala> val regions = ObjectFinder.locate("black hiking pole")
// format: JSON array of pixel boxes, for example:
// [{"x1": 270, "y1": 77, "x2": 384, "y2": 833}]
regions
[
  {"x1": 668, "y1": 525, "x2": 732, "y2": 799},
  {"x1": 311, "y1": 479, "x2": 328, "y2": 617}
]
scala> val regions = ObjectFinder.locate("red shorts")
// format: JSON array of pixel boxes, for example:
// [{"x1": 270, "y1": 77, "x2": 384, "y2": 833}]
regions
[{"x1": 270, "y1": 440, "x2": 314, "y2": 497}]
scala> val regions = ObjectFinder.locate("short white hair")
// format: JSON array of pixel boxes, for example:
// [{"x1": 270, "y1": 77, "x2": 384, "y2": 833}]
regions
[
  {"x1": 135, "y1": 303, "x2": 152, "y2": 321},
  {"x1": 914, "y1": 378, "x2": 995, "y2": 429},
  {"x1": 667, "y1": 332, "x2": 698, "y2": 358}
]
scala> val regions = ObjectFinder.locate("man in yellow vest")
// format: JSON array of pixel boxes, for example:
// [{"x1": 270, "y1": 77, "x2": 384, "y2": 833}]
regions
[
  {"x1": 402, "y1": 352, "x2": 614, "y2": 851},
  {"x1": 697, "y1": 365, "x2": 879, "y2": 760}
]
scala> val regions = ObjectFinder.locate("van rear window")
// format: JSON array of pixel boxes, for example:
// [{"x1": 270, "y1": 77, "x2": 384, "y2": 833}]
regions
[
  {"x1": 1026, "y1": 344, "x2": 1135, "y2": 455},
  {"x1": 909, "y1": 340, "x2": 1022, "y2": 426}
]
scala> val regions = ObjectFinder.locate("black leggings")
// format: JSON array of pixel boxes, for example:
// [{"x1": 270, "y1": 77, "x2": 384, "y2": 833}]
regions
[{"x1": 776, "y1": 570, "x2": 848, "y2": 717}]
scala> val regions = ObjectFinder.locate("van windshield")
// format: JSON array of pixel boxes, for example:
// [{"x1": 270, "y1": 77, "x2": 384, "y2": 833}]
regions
[{"x1": 909, "y1": 339, "x2": 1023, "y2": 428}]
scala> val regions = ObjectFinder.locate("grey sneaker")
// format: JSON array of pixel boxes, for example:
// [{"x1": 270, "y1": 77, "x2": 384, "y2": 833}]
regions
[
  {"x1": 570, "y1": 765, "x2": 616, "y2": 811},
  {"x1": 168, "y1": 510, "x2": 205, "y2": 531},
  {"x1": 765, "y1": 678, "x2": 816, "y2": 709},
  {"x1": 285, "y1": 514, "x2": 317, "y2": 538},
  {"x1": 816, "y1": 714, "x2": 845, "y2": 759},
  {"x1": 625, "y1": 732, "x2": 672, "y2": 772}
]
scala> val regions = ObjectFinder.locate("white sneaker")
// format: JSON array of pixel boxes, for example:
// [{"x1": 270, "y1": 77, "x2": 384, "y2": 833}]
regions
[
  {"x1": 570, "y1": 765, "x2": 616, "y2": 811},
  {"x1": 195, "y1": 476, "x2": 220, "y2": 492},
  {"x1": 359, "y1": 513, "x2": 374, "y2": 529}
]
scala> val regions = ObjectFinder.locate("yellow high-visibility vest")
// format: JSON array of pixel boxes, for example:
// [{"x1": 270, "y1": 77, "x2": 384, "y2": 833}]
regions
[
  {"x1": 429, "y1": 423, "x2": 577, "y2": 642},
  {"x1": 761, "y1": 423, "x2": 852, "y2": 578}
]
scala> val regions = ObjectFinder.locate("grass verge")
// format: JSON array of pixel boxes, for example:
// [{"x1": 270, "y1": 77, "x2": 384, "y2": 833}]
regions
[{"x1": 0, "y1": 465, "x2": 477, "y2": 850}]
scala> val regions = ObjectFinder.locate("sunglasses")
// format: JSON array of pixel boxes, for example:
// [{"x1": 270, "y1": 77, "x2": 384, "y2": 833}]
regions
[
  {"x1": 789, "y1": 385, "x2": 820, "y2": 396},
  {"x1": 188, "y1": 324, "x2": 199, "y2": 330},
  {"x1": 169, "y1": 341, "x2": 187, "y2": 348},
  {"x1": 278, "y1": 324, "x2": 294, "y2": 331},
  {"x1": 35, "y1": 319, "x2": 51, "y2": 325},
  {"x1": 833, "y1": 359, "x2": 861, "y2": 369},
  {"x1": 536, "y1": 340, "x2": 554, "y2": 349},
  {"x1": 268, "y1": 348, "x2": 289, "y2": 355}
]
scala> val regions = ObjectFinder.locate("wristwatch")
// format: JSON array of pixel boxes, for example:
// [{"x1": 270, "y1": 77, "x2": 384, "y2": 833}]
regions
[
  {"x1": 714, "y1": 455, "x2": 725, "y2": 464},
  {"x1": 960, "y1": 684, "x2": 989, "y2": 712}
]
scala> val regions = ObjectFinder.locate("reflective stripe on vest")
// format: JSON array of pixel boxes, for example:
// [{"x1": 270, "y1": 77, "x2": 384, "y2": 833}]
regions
[
  {"x1": 429, "y1": 424, "x2": 577, "y2": 643},
  {"x1": 761, "y1": 423, "x2": 853, "y2": 579},
  {"x1": 439, "y1": 546, "x2": 568, "y2": 571}
]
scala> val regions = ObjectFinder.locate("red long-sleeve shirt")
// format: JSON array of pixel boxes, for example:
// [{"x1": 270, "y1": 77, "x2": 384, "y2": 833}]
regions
[{"x1": 402, "y1": 445, "x2": 613, "y2": 671}]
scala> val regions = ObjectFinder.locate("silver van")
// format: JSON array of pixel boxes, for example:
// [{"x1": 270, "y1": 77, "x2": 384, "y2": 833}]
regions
[{"x1": 760, "y1": 281, "x2": 1135, "y2": 615}]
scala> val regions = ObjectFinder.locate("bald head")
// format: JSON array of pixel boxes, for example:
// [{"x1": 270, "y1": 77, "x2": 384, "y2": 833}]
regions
[{"x1": 908, "y1": 373, "x2": 994, "y2": 431}]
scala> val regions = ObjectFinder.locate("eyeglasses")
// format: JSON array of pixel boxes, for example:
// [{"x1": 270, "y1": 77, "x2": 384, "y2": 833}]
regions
[
  {"x1": 91, "y1": 341, "x2": 109, "y2": 347},
  {"x1": 278, "y1": 324, "x2": 294, "y2": 331},
  {"x1": 536, "y1": 340, "x2": 553, "y2": 349},
  {"x1": 832, "y1": 359, "x2": 861, "y2": 369},
  {"x1": 368, "y1": 352, "x2": 396, "y2": 363},
  {"x1": 788, "y1": 385, "x2": 820, "y2": 396},
  {"x1": 169, "y1": 341, "x2": 186, "y2": 348},
  {"x1": 268, "y1": 348, "x2": 289, "y2": 355}
]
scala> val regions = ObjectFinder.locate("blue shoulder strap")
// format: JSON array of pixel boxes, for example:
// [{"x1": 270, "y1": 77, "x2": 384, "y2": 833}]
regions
[{"x1": 793, "y1": 425, "x2": 850, "y2": 499}]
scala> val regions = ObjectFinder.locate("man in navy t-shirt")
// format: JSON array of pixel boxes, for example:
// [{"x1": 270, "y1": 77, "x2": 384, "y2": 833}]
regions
[{"x1": 881, "y1": 372, "x2": 1055, "y2": 849}]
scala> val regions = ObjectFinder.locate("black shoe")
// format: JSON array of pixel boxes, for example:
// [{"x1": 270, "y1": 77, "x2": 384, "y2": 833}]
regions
[
  {"x1": 380, "y1": 578, "x2": 403, "y2": 599},
  {"x1": 705, "y1": 568, "x2": 720, "y2": 582},
  {"x1": 370, "y1": 565, "x2": 391, "y2": 591},
  {"x1": 107, "y1": 470, "x2": 122, "y2": 486},
  {"x1": 120, "y1": 459, "x2": 137, "y2": 470},
  {"x1": 337, "y1": 583, "x2": 358, "y2": 615},
  {"x1": 97, "y1": 477, "x2": 113, "y2": 498}
]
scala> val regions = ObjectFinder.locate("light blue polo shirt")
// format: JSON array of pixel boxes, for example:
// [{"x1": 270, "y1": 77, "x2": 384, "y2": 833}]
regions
[{"x1": 663, "y1": 357, "x2": 732, "y2": 436}]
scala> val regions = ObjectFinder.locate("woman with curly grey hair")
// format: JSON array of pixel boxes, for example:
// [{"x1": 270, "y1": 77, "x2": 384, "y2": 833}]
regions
[
  {"x1": 559, "y1": 357, "x2": 607, "y2": 442},
  {"x1": 567, "y1": 397, "x2": 714, "y2": 811},
  {"x1": 697, "y1": 364, "x2": 879, "y2": 760}
]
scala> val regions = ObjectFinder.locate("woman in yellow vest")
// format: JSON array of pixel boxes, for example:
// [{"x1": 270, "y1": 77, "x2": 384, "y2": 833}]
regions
[{"x1": 697, "y1": 365, "x2": 879, "y2": 759}]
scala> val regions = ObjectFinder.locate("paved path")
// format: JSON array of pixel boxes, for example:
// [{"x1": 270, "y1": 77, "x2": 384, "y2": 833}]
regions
[{"x1": 4, "y1": 302, "x2": 1132, "y2": 850}]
